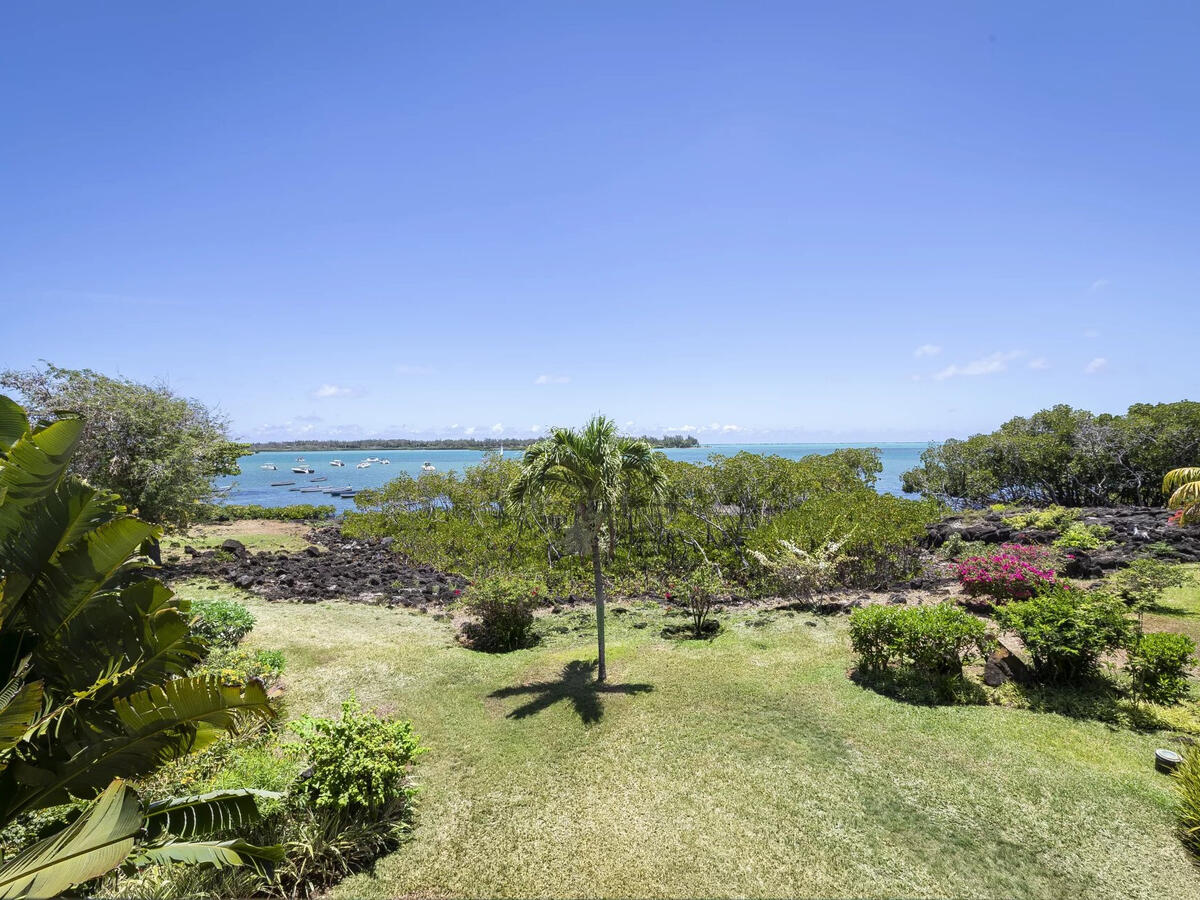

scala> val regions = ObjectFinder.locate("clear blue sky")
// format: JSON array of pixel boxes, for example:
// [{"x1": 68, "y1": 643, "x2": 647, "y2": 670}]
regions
[{"x1": 2, "y1": 2, "x2": 1196, "y2": 442}]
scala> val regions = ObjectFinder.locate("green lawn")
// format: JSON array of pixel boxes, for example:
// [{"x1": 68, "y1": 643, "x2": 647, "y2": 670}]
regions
[
  {"x1": 1144, "y1": 563, "x2": 1200, "y2": 642},
  {"x1": 169, "y1": 578, "x2": 1200, "y2": 900}
]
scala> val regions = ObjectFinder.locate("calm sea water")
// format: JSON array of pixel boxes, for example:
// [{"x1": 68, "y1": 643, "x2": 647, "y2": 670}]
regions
[{"x1": 214, "y1": 443, "x2": 930, "y2": 512}]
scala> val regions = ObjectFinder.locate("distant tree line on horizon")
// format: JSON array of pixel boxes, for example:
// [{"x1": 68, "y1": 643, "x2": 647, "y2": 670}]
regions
[{"x1": 248, "y1": 434, "x2": 702, "y2": 452}]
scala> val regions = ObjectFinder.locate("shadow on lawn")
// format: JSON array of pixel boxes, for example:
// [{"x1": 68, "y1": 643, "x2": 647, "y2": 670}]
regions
[{"x1": 488, "y1": 660, "x2": 653, "y2": 724}]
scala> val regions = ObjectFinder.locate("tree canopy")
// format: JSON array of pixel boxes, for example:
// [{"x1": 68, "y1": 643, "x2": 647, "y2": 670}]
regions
[{"x1": 0, "y1": 364, "x2": 248, "y2": 533}]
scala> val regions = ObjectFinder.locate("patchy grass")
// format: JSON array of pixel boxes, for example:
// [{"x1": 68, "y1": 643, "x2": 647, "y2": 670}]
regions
[
  {"x1": 1143, "y1": 564, "x2": 1200, "y2": 641},
  {"x1": 212, "y1": 591, "x2": 1200, "y2": 900},
  {"x1": 164, "y1": 519, "x2": 314, "y2": 555}
]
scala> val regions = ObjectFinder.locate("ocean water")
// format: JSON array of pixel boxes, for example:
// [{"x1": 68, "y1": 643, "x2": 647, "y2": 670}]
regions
[{"x1": 215, "y1": 443, "x2": 930, "y2": 512}]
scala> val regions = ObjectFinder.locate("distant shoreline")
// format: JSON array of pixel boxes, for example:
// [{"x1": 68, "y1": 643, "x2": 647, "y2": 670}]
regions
[{"x1": 246, "y1": 435, "x2": 701, "y2": 452}]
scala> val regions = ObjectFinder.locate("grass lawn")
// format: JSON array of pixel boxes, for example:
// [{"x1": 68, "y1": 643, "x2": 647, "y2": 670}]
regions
[
  {"x1": 164, "y1": 520, "x2": 315, "y2": 555},
  {"x1": 171, "y1": 577, "x2": 1200, "y2": 900},
  {"x1": 1143, "y1": 563, "x2": 1200, "y2": 642}
]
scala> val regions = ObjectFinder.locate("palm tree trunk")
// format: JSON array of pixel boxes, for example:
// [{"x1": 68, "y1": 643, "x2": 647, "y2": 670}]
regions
[{"x1": 592, "y1": 531, "x2": 606, "y2": 682}]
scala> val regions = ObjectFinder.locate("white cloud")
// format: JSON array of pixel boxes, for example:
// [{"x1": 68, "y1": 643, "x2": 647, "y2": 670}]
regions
[
  {"x1": 624, "y1": 420, "x2": 634, "y2": 427},
  {"x1": 667, "y1": 424, "x2": 698, "y2": 433},
  {"x1": 464, "y1": 426, "x2": 476, "y2": 435},
  {"x1": 913, "y1": 344, "x2": 942, "y2": 358},
  {"x1": 1084, "y1": 357, "x2": 1108, "y2": 374},
  {"x1": 530, "y1": 424, "x2": 542, "y2": 433},
  {"x1": 1089, "y1": 278, "x2": 1110, "y2": 292},
  {"x1": 395, "y1": 364, "x2": 433, "y2": 376},
  {"x1": 311, "y1": 384, "x2": 358, "y2": 399},
  {"x1": 490, "y1": 423, "x2": 503, "y2": 433},
  {"x1": 1028, "y1": 357, "x2": 1050, "y2": 370},
  {"x1": 721, "y1": 424, "x2": 742, "y2": 432},
  {"x1": 933, "y1": 351, "x2": 1022, "y2": 380},
  {"x1": 534, "y1": 374, "x2": 570, "y2": 385}
]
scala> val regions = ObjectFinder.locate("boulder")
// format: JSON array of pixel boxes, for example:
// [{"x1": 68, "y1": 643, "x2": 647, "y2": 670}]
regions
[
  {"x1": 983, "y1": 642, "x2": 1033, "y2": 686},
  {"x1": 219, "y1": 539, "x2": 247, "y2": 556}
]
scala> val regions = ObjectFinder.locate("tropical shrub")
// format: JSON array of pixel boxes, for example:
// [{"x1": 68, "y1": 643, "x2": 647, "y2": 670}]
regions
[
  {"x1": 749, "y1": 534, "x2": 851, "y2": 598},
  {"x1": 200, "y1": 503, "x2": 336, "y2": 522},
  {"x1": 1107, "y1": 558, "x2": 1191, "y2": 615},
  {"x1": 1052, "y1": 522, "x2": 1114, "y2": 551},
  {"x1": 198, "y1": 647, "x2": 287, "y2": 688},
  {"x1": 1007, "y1": 505, "x2": 1080, "y2": 533},
  {"x1": 849, "y1": 603, "x2": 992, "y2": 677},
  {"x1": 955, "y1": 549, "x2": 1059, "y2": 602},
  {"x1": 458, "y1": 574, "x2": 545, "y2": 652},
  {"x1": 994, "y1": 585, "x2": 1133, "y2": 683},
  {"x1": 0, "y1": 395, "x2": 279, "y2": 896},
  {"x1": 668, "y1": 565, "x2": 728, "y2": 637},
  {"x1": 191, "y1": 597, "x2": 256, "y2": 648},
  {"x1": 1127, "y1": 632, "x2": 1195, "y2": 704}
]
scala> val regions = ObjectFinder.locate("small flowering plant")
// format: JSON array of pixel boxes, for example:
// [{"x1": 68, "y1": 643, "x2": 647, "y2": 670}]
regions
[{"x1": 956, "y1": 545, "x2": 1059, "y2": 602}]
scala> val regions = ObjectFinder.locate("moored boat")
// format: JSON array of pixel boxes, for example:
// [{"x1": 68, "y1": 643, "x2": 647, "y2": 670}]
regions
[
  {"x1": 292, "y1": 465, "x2": 316, "y2": 474},
  {"x1": 421, "y1": 461, "x2": 435, "y2": 473},
  {"x1": 331, "y1": 459, "x2": 345, "y2": 467}
]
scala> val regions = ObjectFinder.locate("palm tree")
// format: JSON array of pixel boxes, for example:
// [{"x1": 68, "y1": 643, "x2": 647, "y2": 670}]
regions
[
  {"x1": 509, "y1": 416, "x2": 665, "y2": 681},
  {"x1": 1165, "y1": 467, "x2": 1200, "y2": 525}
]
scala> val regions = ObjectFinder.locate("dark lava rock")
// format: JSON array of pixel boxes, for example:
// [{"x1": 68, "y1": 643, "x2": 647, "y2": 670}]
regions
[
  {"x1": 219, "y1": 539, "x2": 247, "y2": 556},
  {"x1": 984, "y1": 642, "x2": 1033, "y2": 687},
  {"x1": 304, "y1": 545, "x2": 322, "y2": 558},
  {"x1": 184, "y1": 545, "x2": 198, "y2": 556}
]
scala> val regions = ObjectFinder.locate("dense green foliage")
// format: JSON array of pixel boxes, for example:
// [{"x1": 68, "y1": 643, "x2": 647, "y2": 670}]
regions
[
  {"x1": 849, "y1": 603, "x2": 992, "y2": 677},
  {"x1": 1108, "y1": 558, "x2": 1192, "y2": 616},
  {"x1": 347, "y1": 445, "x2": 942, "y2": 599},
  {"x1": 902, "y1": 401, "x2": 1200, "y2": 506},
  {"x1": 1127, "y1": 632, "x2": 1195, "y2": 704},
  {"x1": 250, "y1": 435, "x2": 700, "y2": 452},
  {"x1": 0, "y1": 364, "x2": 249, "y2": 536},
  {"x1": 202, "y1": 504, "x2": 336, "y2": 522},
  {"x1": 192, "y1": 597, "x2": 257, "y2": 648},
  {"x1": 1052, "y1": 522, "x2": 1115, "y2": 550},
  {"x1": 458, "y1": 574, "x2": 545, "y2": 652},
  {"x1": 994, "y1": 586, "x2": 1133, "y2": 683},
  {"x1": 1178, "y1": 748, "x2": 1200, "y2": 857},
  {"x1": 0, "y1": 395, "x2": 277, "y2": 896}
]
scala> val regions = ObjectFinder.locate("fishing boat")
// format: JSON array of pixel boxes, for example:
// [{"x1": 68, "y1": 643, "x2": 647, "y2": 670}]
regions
[
  {"x1": 292, "y1": 465, "x2": 316, "y2": 474},
  {"x1": 340, "y1": 490, "x2": 358, "y2": 499},
  {"x1": 270, "y1": 480, "x2": 295, "y2": 487},
  {"x1": 330, "y1": 459, "x2": 345, "y2": 467},
  {"x1": 260, "y1": 463, "x2": 277, "y2": 470},
  {"x1": 421, "y1": 461, "x2": 435, "y2": 473},
  {"x1": 356, "y1": 461, "x2": 371, "y2": 469}
]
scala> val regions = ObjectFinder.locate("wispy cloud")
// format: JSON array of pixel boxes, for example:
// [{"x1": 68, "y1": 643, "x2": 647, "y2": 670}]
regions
[
  {"x1": 933, "y1": 351, "x2": 1022, "y2": 380},
  {"x1": 464, "y1": 426, "x2": 476, "y2": 435},
  {"x1": 1028, "y1": 357, "x2": 1049, "y2": 370},
  {"x1": 490, "y1": 422, "x2": 503, "y2": 433},
  {"x1": 395, "y1": 364, "x2": 433, "y2": 376},
  {"x1": 534, "y1": 374, "x2": 570, "y2": 385},
  {"x1": 311, "y1": 383, "x2": 360, "y2": 399},
  {"x1": 1089, "y1": 278, "x2": 1110, "y2": 292},
  {"x1": 1084, "y1": 357, "x2": 1108, "y2": 375},
  {"x1": 913, "y1": 343, "x2": 942, "y2": 358}
]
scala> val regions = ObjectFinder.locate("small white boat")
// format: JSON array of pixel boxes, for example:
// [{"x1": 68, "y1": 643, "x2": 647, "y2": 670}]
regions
[
  {"x1": 292, "y1": 465, "x2": 316, "y2": 474},
  {"x1": 380, "y1": 459, "x2": 390, "y2": 465},
  {"x1": 421, "y1": 461, "x2": 435, "y2": 473},
  {"x1": 260, "y1": 463, "x2": 277, "y2": 470},
  {"x1": 356, "y1": 461, "x2": 371, "y2": 469},
  {"x1": 296, "y1": 457, "x2": 306, "y2": 462},
  {"x1": 330, "y1": 459, "x2": 345, "y2": 467},
  {"x1": 365, "y1": 456, "x2": 381, "y2": 463}
]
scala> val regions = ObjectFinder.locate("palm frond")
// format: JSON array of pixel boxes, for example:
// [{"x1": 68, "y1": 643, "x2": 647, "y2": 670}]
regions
[
  {"x1": 133, "y1": 839, "x2": 284, "y2": 876},
  {"x1": 1164, "y1": 467, "x2": 1200, "y2": 494},
  {"x1": 144, "y1": 788, "x2": 283, "y2": 840}
]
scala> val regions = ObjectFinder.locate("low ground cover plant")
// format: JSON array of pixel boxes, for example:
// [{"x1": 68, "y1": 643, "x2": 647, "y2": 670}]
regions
[
  {"x1": 1127, "y1": 632, "x2": 1196, "y2": 704},
  {"x1": 849, "y1": 603, "x2": 992, "y2": 678},
  {"x1": 1052, "y1": 522, "x2": 1115, "y2": 551},
  {"x1": 994, "y1": 585, "x2": 1132, "y2": 683},
  {"x1": 955, "y1": 546, "x2": 1059, "y2": 602},
  {"x1": 199, "y1": 646, "x2": 287, "y2": 687},
  {"x1": 1006, "y1": 505, "x2": 1079, "y2": 533},
  {"x1": 458, "y1": 573, "x2": 545, "y2": 652},
  {"x1": 200, "y1": 503, "x2": 337, "y2": 521},
  {"x1": 1107, "y1": 558, "x2": 1192, "y2": 617}
]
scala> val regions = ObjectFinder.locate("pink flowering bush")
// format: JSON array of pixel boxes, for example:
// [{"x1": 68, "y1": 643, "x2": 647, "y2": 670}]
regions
[{"x1": 956, "y1": 546, "x2": 1059, "y2": 602}]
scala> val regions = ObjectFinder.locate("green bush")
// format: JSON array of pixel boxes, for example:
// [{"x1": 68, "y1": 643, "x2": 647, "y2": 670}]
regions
[
  {"x1": 200, "y1": 503, "x2": 336, "y2": 521},
  {"x1": 190, "y1": 596, "x2": 256, "y2": 648},
  {"x1": 994, "y1": 585, "x2": 1132, "y2": 683},
  {"x1": 1007, "y1": 505, "x2": 1079, "y2": 532},
  {"x1": 458, "y1": 573, "x2": 545, "y2": 652},
  {"x1": 288, "y1": 697, "x2": 424, "y2": 814},
  {"x1": 1052, "y1": 522, "x2": 1114, "y2": 550},
  {"x1": 1128, "y1": 632, "x2": 1195, "y2": 704},
  {"x1": 849, "y1": 603, "x2": 992, "y2": 677},
  {"x1": 667, "y1": 565, "x2": 728, "y2": 638},
  {"x1": 196, "y1": 646, "x2": 286, "y2": 687},
  {"x1": 1107, "y1": 558, "x2": 1191, "y2": 614}
]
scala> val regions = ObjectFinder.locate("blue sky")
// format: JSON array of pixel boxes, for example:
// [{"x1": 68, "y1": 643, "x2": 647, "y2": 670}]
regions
[{"x1": 2, "y1": 2, "x2": 1196, "y2": 442}]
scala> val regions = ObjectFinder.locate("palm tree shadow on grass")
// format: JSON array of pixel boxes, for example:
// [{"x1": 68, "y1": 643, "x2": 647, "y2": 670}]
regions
[{"x1": 488, "y1": 660, "x2": 653, "y2": 725}]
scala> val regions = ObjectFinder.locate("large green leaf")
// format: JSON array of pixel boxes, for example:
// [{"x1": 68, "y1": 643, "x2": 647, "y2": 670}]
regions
[
  {"x1": 144, "y1": 788, "x2": 282, "y2": 840},
  {"x1": 0, "y1": 780, "x2": 142, "y2": 899},
  {"x1": 134, "y1": 839, "x2": 284, "y2": 876},
  {"x1": 0, "y1": 678, "x2": 43, "y2": 759},
  {"x1": 0, "y1": 397, "x2": 29, "y2": 454}
]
